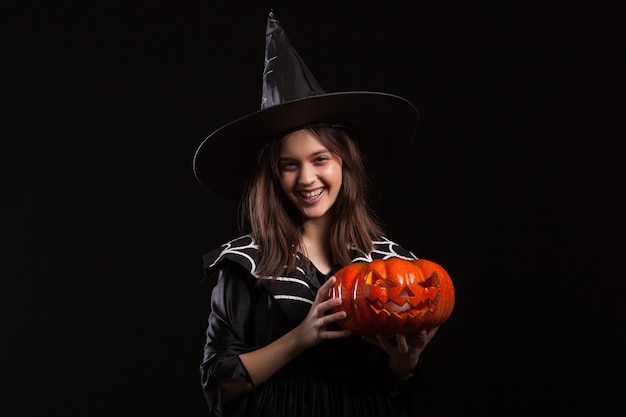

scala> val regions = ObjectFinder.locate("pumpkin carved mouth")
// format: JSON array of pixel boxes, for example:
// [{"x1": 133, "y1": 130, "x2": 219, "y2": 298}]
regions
[
  {"x1": 367, "y1": 292, "x2": 440, "y2": 318},
  {"x1": 365, "y1": 270, "x2": 443, "y2": 318}
]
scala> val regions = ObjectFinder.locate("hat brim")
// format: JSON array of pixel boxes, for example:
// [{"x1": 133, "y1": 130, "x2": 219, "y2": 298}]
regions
[{"x1": 193, "y1": 91, "x2": 419, "y2": 200}]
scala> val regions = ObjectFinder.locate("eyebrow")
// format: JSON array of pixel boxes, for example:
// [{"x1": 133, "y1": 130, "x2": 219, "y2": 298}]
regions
[{"x1": 278, "y1": 148, "x2": 330, "y2": 162}]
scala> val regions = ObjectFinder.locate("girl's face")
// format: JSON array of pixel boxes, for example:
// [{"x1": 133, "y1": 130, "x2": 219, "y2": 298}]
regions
[{"x1": 278, "y1": 129, "x2": 343, "y2": 222}]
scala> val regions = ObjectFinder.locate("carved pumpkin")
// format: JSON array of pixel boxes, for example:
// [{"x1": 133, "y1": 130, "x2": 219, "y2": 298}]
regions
[{"x1": 329, "y1": 258, "x2": 455, "y2": 335}]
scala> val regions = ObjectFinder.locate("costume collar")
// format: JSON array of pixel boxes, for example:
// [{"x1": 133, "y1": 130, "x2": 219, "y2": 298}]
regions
[{"x1": 202, "y1": 234, "x2": 418, "y2": 326}]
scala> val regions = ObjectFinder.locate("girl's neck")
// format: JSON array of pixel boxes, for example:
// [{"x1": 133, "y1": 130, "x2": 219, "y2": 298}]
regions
[{"x1": 300, "y1": 218, "x2": 332, "y2": 274}]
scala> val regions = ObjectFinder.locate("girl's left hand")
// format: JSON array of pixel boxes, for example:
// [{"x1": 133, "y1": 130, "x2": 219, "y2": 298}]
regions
[{"x1": 362, "y1": 327, "x2": 439, "y2": 378}]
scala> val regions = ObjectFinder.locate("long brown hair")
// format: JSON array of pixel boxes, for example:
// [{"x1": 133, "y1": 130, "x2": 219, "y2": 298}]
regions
[{"x1": 240, "y1": 126, "x2": 384, "y2": 277}]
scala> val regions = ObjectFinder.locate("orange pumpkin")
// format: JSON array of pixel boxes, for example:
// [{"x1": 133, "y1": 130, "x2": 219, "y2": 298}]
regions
[{"x1": 329, "y1": 258, "x2": 455, "y2": 335}]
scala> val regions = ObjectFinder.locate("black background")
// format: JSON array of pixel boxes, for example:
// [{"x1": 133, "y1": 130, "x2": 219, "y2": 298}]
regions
[{"x1": 4, "y1": 1, "x2": 624, "y2": 416}]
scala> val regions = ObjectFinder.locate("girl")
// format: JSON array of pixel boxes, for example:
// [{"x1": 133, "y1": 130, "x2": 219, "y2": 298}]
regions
[{"x1": 194, "y1": 11, "x2": 440, "y2": 417}]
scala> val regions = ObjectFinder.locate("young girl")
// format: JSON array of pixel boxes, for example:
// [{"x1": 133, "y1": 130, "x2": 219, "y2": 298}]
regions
[{"x1": 194, "y1": 11, "x2": 439, "y2": 417}]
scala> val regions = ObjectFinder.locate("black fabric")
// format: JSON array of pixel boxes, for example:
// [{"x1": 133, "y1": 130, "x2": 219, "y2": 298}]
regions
[
  {"x1": 261, "y1": 11, "x2": 325, "y2": 109},
  {"x1": 199, "y1": 235, "x2": 424, "y2": 417}
]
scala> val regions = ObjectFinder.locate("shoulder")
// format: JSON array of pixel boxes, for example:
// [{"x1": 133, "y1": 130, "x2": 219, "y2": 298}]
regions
[
  {"x1": 202, "y1": 234, "x2": 260, "y2": 277},
  {"x1": 350, "y1": 236, "x2": 419, "y2": 263}
]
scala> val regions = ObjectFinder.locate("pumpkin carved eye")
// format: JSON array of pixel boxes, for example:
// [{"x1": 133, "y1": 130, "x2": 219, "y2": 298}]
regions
[
  {"x1": 329, "y1": 258, "x2": 455, "y2": 336},
  {"x1": 420, "y1": 271, "x2": 440, "y2": 289},
  {"x1": 365, "y1": 271, "x2": 397, "y2": 288}
]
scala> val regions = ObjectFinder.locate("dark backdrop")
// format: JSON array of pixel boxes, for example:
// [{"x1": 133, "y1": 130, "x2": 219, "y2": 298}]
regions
[{"x1": 4, "y1": 1, "x2": 624, "y2": 416}]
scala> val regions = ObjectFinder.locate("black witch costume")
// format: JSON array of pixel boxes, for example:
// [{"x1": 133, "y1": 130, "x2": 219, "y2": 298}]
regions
[{"x1": 200, "y1": 234, "x2": 426, "y2": 417}]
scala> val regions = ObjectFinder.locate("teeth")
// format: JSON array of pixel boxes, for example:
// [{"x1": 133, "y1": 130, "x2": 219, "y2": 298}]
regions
[{"x1": 300, "y1": 189, "x2": 322, "y2": 198}]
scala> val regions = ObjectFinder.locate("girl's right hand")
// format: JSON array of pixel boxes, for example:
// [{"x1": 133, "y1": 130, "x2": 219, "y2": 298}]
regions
[
  {"x1": 238, "y1": 276, "x2": 350, "y2": 388},
  {"x1": 294, "y1": 276, "x2": 352, "y2": 349}
]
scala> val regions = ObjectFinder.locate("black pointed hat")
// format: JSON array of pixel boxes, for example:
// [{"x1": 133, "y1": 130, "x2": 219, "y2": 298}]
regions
[{"x1": 193, "y1": 11, "x2": 419, "y2": 200}]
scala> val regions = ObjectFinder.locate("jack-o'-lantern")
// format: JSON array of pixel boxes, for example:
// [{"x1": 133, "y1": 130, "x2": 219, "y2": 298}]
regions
[{"x1": 329, "y1": 258, "x2": 455, "y2": 335}]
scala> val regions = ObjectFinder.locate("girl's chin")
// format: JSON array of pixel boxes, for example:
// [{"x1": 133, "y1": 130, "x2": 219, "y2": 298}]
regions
[{"x1": 299, "y1": 206, "x2": 332, "y2": 221}]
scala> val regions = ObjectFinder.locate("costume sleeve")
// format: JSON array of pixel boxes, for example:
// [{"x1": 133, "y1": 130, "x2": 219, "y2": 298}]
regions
[{"x1": 199, "y1": 261, "x2": 255, "y2": 417}]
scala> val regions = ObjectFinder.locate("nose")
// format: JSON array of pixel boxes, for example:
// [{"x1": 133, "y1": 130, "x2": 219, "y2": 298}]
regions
[{"x1": 297, "y1": 162, "x2": 316, "y2": 185}]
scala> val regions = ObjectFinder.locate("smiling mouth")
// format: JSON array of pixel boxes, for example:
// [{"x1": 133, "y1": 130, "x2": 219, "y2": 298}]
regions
[{"x1": 299, "y1": 189, "x2": 323, "y2": 199}]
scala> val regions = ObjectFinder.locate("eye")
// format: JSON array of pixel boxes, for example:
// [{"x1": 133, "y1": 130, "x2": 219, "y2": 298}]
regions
[
  {"x1": 279, "y1": 161, "x2": 297, "y2": 171},
  {"x1": 314, "y1": 155, "x2": 330, "y2": 164},
  {"x1": 365, "y1": 271, "x2": 397, "y2": 288},
  {"x1": 420, "y1": 271, "x2": 441, "y2": 289}
]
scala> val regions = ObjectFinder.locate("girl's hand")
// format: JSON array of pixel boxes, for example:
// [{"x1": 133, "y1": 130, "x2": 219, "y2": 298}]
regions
[
  {"x1": 363, "y1": 327, "x2": 439, "y2": 378},
  {"x1": 293, "y1": 276, "x2": 352, "y2": 349},
  {"x1": 238, "y1": 276, "x2": 351, "y2": 388}
]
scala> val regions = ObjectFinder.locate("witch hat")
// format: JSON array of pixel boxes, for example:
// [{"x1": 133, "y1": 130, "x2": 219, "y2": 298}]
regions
[{"x1": 193, "y1": 10, "x2": 419, "y2": 200}]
